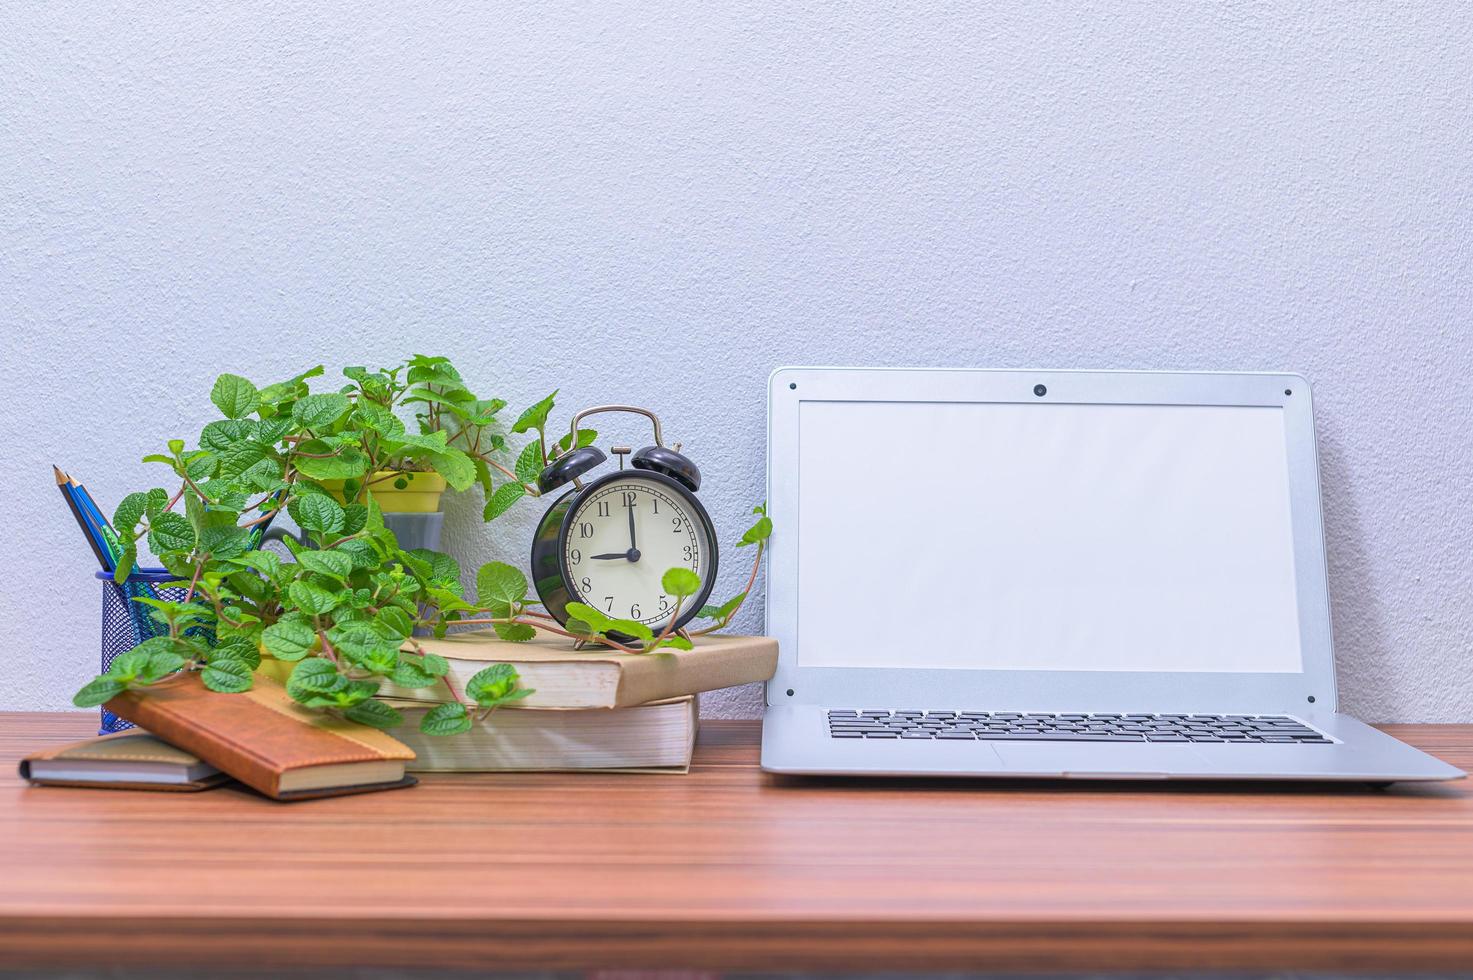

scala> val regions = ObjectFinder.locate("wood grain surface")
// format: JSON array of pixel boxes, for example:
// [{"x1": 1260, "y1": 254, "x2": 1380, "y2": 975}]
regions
[{"x1": 2, "y1": 713, "x2": 1471, "y2": 972}]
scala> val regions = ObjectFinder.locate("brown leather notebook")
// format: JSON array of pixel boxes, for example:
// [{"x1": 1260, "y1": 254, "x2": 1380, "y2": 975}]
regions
[
  {"x1": 20, "y1": 730, "x2": 229, "y2": 792},
  {"x1": 105, "y1": 675, "x2": 418, "y2": 801}
]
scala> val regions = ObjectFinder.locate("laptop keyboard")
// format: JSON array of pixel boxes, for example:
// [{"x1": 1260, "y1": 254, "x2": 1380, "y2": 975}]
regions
[{"x1": 826, "y1": 710, "x2": 1332, "y2": 743}]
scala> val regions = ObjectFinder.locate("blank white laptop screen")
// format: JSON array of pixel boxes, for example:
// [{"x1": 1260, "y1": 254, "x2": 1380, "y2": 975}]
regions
[{"x1": 796, "y1": 400, "x2": 1304, "y2": 673}]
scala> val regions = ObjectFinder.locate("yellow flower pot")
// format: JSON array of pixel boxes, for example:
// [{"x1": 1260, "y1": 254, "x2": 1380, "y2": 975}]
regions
[
  {"x1": 321, "y1": 470, "x2": 446, "y2": 513},
  {"x1": 255, "y1": 656, "x2": 295, "y2": 686}
]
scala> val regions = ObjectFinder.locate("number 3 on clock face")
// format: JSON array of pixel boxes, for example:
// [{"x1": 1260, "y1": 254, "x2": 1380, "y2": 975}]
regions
[{"x1": 556, "y1": 472, "x2": 717, "y2": 629}]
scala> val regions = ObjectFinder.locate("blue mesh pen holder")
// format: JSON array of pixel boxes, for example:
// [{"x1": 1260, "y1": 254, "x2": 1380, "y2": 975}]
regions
[{"x1": 95, "y1": 568, "x2": 200, "y2": 734}]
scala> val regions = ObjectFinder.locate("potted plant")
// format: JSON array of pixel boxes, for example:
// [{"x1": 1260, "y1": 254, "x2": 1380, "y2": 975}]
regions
[
  {"x1": 70, "y1": 361, "x2": 770, "y2": 738},
  {"x1": 260, "y1": 355, "x2": 567, "y2": 551}
]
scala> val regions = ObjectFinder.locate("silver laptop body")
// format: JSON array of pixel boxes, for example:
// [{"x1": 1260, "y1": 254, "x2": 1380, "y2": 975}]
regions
[{"x1": 760, "y1": 367, "x2": 1463, "y2": 783}]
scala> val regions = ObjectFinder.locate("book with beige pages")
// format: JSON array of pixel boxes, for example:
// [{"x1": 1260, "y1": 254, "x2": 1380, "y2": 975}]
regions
[
  {"x1": 386, "y1": 629, "x2": 777, "y2": 709},
  {"x1": 388, "y1": 696, "x2": 699, "y2": 773}
]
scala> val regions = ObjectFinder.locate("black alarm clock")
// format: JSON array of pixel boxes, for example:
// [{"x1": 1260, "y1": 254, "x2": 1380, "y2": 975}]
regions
[{"x1": 530, "y1": 405, "x2": 718, "y2": 634}]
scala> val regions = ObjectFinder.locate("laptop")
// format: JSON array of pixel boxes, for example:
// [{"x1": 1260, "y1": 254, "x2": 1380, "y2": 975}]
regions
[{"x1": 760, "y1": 367, "x2": 1464, "y2": 783}]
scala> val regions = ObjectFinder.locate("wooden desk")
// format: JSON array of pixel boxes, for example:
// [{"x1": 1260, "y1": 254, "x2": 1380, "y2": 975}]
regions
[{"x1": 2, "y1": 713, "x2": 1471, "y2": 973}]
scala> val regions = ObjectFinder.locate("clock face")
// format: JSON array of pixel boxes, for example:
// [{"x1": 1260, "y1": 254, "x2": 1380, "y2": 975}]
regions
[{"x1": 562, "y1": 475, "x2": 712, "y2": 627}]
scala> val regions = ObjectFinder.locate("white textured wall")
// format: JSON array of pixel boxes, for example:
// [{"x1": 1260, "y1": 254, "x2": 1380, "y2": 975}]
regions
[{"x1": 3, "y1": 2, "x2": 1470, "y2": 720}]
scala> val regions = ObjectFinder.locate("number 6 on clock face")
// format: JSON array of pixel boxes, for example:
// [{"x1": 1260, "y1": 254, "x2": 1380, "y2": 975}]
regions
[{"x1": 531, "y1": 469, "x2": 718, "y2": 634}]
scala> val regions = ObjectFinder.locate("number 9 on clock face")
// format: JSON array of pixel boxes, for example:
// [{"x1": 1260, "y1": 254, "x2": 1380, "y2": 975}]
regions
[{"x1": 532, "y1": 470, "x2": 719, "y2": 633}]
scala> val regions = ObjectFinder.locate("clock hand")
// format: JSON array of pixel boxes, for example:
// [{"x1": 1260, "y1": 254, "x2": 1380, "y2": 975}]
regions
[
  {"x1": 589, "y1": 552, "x2": 631, "y2": 560},
  {"x1": 627, "y1": 497, "x2": 638, "y2": 553}
]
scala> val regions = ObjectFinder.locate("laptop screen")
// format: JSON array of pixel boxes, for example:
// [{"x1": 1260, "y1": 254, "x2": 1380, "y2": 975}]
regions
[{"x1": 796, "y1": 399, "x2": 1305, "y2": 673}]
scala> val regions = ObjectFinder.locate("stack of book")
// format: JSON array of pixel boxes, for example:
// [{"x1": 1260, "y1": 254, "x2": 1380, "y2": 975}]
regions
[
  {"x1": 383, "y1": 630, "x2": 778, "y2": 773},
  {"x1": 20, "y1": 632, "x2": 777, "y2": 798}
]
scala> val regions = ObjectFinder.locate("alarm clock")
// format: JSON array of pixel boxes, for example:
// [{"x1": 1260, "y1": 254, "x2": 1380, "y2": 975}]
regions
[{"x1": 530, "y1": 405, "x2": 718, "y2": 635}]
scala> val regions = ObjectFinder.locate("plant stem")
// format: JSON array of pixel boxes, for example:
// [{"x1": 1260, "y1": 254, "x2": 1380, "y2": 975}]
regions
[
  {"x1": 238, "y1": 505, "x2": 284, "y2": 529},
  {"x1": 483, "y1": 455, "x2": 535, "y2": 492},
  {"x1": 183, "y1": 560, "x2": 205, "y2": 605},
  {"x1": 404, "y1": 639, "x2": 470, "y2": 706},
  {"x1": 688, "y1": 542, "x2": 765, "y2": 638},
  {"x1": 647, "y1": 596, "x2": 684, "y2": 650},
  {"x1": 445, "y1": 616, "x2": 643, "y2": 654}
]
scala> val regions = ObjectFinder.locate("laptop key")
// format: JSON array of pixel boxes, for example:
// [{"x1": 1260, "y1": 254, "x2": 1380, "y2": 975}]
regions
[
  {"x1": 831, "y1": 710, "x2": 1329, "y2": 744},
  {"x1": 975, "y1": 733, "x2": 1143, "y2": 742}
]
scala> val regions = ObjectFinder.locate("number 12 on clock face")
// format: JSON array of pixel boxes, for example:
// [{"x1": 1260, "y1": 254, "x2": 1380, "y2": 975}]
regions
[{"x1": 561, "y1": 474, "x2": 715, "y2": 628}]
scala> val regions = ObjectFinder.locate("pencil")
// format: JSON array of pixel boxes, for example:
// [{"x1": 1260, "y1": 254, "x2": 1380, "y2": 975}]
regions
[
  {"x1": 53, "y1": 466, "x2": 110, "y2": 571},
  {"x1": 68, "y1": 474, "x2": 124, "y2": 568}
]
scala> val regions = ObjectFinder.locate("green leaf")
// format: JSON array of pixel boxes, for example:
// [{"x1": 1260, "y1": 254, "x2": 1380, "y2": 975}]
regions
[
  {"x1": 228, "y1": 550, "x2": 282, "y2": 578},
  {"x1": 473, "y1": 457, "x2": 495, "y2": 498},
  {"x1": 200, "y1": 418, "x2": 257, "y2": 452},
  {"x1": 374, "y1": 605, "x2": 414, "y2": 639},
  {"x1": 210, "y1": 373, "x2": 259, "y2": 419},
  {"x1": 286, "y1": 658, "x2": 342, "y2": 701},
  {"x1": 72, "y1": 676, "x2": 126, "y2": 708},
  {"x1": 391, "y1": 430, "x2": 450, "y2": 454},
  {"x1": 140, "y1": 649, "x2": 187, "y2": 682},
  {"x1": 340, "y1": 503, "x2": 368, "y2": 536},
  {"x1": 328, "y1": 625, "x2": 400, "y2": 673},
  {"x1": 511, "y1": 390, "x2": 558, "y2": 434},
  {"x1": 419, "y1": 701, "x2": 473, "y2": 736},
  {"x1": 106, "y1": 649, "x2": 153, "y2": 682},
  {"x1": 292, "y1": 392, "x2": 351, "y2": 430},
  {"x1": 256, "y1": 416, "x2": 295, "y2": 444},
  {"x1": 201, "y1": 658, "x2": 253, "y2": 693},
  {"x1": 700, "y1": 591, "x2": 747, "y2": 622},
  {"x1": 262, "y1": 619, "x2": 316, "y2": 662},
  {"x1": 465, "y1": 663, "x2": 520, "y2": 704},
  {"x1": 425, "y1": 448, "x2": 476, "y2": 491},
  {"x1": 492, "y1": 622, "x2": 536, "y2": 642},
  {"x1": 130, "y1": 598, "x2": 209, "y2": 630},
  {"x1": 209, "y1": 640, "x2": 261, "y2": 671},
  {"x1": 147, "y1": 512, "x2": 196, "y2": 553},
  {"x1": 739, "y1": 515, "x2": 773, "y2": 548},
  {"x1": 554, "y1": 428, "x2": 598, "y2": 454},
  {"x1": 564, "y1": 601, "x2": 614, "y2": 634},
  {"x1": 389, "y1": 653, "x2": 444, "y2": 690},
  {"x1": 215, "y1": 441, "x2": 271, "y2": 479},
  {"x1": 198, "y1": 525, "x2": 252, "y2": 559},
  {"x1": 654, "y1": 634, "x2": 695, "y2": 651},
  {"x1": 514, "y1": 440, "x2": 545, "y2": 483},
  {"x1": 289, "y1": 493, "x2": 346, "y2": 534},
  {"x1": 114, "y1": 490, "x2": 165, "y2": 533},
  {"x1": 288, "y1": 580, "x2": 341, "y2": 616},
  {"x1": 476, "y1": 561, "x2": 527, "y2": 615},
  {"x1": 409, "y1": 548, "x2": 460, "y2": 585},
  {"x1": 182, "y1": 450, "x2": 217, "y2": 481},
  {"x1": 405, "y1": 355, "x2": 464, "y2": 387},
  {"x1": 661, "y1": 567, "x2": 702, "y2": 598},
  {"x1": 257, "y1": 364, "x2": 325, "y2": 406},
  {"x1": 114, "y1": 544, "x2": 137, "y2": 583},
  {"x1": 335, "y1": 537, "x2": 378, "y2": 570},
  {"x1": 297, "y1": 549, "x2": 354, "y2": 580},
  {"x1": 344, "y1": 699, "x2": 403, "y2": 730},
  {"x1": 295, "y1": 447, "x2": 370, "y2": 481},
  {"x1": 354, "y1": 403, "x2": 405, "y2": 438},
  {"x1": 608, "y1": 618, "x2": 655, "y2": 641},
  {"x1": 483, "y1": 481, "x2": 526, "y2": 521}
]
